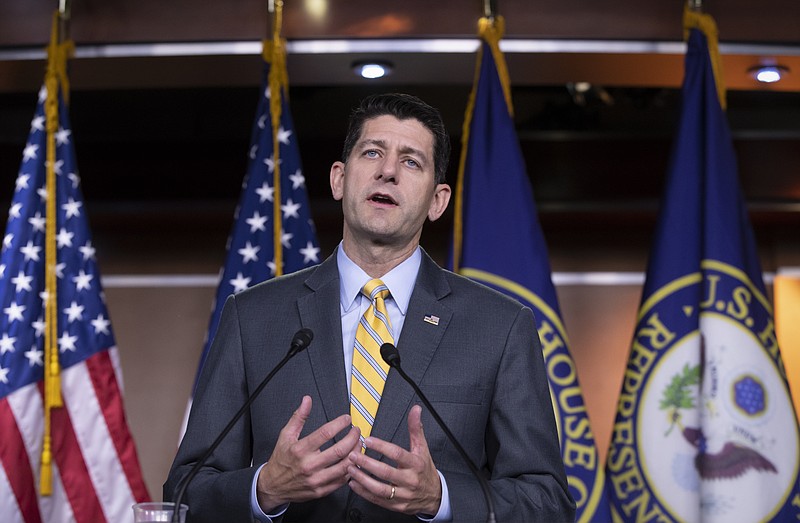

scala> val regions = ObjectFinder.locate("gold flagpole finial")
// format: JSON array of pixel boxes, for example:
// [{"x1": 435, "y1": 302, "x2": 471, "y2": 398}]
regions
[
  {"x1": 58, "y1": 0, "x2": 71, "y2": 43},
  {"x1": 483, "y1": 0, "x2": 498, "y2": 20}
]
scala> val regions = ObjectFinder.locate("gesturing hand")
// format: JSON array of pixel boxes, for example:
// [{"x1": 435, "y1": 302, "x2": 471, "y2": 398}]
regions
[
  {"x1": 256, "y1": 396, "x2": 362, "y2": 512},
  {"x1": 346, "y1": 405, "x2": 442, "y2": 516}
]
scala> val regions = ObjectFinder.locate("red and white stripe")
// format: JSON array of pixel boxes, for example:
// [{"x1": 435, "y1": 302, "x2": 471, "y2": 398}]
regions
[{"x1": 0, "y1": 347, "x2": 150, "y2": 523}]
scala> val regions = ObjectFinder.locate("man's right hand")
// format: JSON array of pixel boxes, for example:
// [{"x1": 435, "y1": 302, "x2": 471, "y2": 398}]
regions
[{"x1": 256, "y1": 395, "x2": 361, "y2": 511}]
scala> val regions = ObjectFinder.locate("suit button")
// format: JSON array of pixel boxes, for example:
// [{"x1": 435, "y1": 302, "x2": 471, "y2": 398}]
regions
[{"x1": 348, "y1": 508, "x2": 362, "y2": 522}]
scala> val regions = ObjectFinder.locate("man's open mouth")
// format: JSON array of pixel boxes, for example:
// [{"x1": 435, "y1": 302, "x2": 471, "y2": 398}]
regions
[{"x1": 369, "y1": 193, "x2": 397, "y2": 205}]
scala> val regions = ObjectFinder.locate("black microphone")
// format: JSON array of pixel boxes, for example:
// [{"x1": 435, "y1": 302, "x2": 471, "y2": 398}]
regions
[
  {"x1": 380, "y1": 343, "x2": 497, "y2": 523},
  {"x1": 171, "y1": 328, "x2": 314, "y2": 522}
]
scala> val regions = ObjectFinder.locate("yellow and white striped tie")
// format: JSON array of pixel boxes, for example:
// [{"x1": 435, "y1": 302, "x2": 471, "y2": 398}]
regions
[{"x1": 350, "y1": 278, "x2": 394, "y2": 449}]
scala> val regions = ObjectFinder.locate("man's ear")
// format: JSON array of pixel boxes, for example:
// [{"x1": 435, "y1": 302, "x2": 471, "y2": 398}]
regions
[
  {"x1": 330, "y1": 161, "x2": 345, "y2": 201},
  {"x1": 427, "y1": 183, "x2": 452, "y2": 222}
]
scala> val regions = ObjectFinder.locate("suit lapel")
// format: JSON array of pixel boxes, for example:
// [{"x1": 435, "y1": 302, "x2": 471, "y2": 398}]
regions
[
  {"x1": 297, "y1": 253, "x2": 350, "y2": 428},
  {"x1": 371, "y1": 251, "x2": 453, "y2": 446}
]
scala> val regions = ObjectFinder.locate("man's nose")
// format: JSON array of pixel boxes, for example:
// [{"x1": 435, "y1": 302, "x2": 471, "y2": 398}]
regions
[{"x1": 376, "y1": 153, "x2": 398, "y2": 182}]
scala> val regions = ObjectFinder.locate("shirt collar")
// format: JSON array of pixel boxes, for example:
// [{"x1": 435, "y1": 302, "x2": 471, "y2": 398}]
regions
[{"x1": 337, "y1": 243, "x2": 421, "y2": 316}]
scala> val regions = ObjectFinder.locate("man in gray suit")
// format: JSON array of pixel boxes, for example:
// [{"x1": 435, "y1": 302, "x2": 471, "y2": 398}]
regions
[{"x1": 165, "y1": 93, "x2": 575, "y2": 522}]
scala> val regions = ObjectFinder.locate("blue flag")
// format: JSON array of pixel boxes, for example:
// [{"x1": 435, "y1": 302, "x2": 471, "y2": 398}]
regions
[
  {"x1": 0, "y1": 76, "x2": 149, "y2": 520},
  {"x1": 453, "y1": 20, "x2": 611, "y2": 522},
  {"x1": 605, "y1": 12, "x2": 800, "y2": 522},
  {"x1": 191, "y1": 55, "x2": 320, "y2": 391}
]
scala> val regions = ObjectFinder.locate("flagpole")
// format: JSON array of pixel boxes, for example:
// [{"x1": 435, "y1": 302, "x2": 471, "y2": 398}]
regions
[
  {"x1": 42, "y1": 6, "x2": 72, "y2": 496},
  {"x1": 268, "y1": 0, "x2": 286, "y2": 276}
]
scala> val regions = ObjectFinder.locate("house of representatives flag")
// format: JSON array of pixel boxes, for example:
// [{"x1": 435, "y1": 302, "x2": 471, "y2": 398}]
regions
[
  {"x1": 0, "y1": 26, "x2": 149, "y2": 523},
  {"x1": 605, "y1": 8, "x2": 800, "y2": 522},
  {"x1": 451, "y1": 16, "x2": 611, "y2": 522},
  {"x1": 188, "y1": 37, "x2": 320, "y2": 404}
]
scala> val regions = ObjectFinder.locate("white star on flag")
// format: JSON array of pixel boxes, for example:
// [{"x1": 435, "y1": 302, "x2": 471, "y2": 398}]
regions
[
  {"x1": 32, "y1": 317, "x2": 45, "y2": 337},
  {"x1": 64, "y1": 301, "x2": 85, "y2": 322},
  {"x1": 264, "y1": 155, "x2": 282, "y2": 173},
  {"x1": 238, "y1": 241, "x2": 260, "y2": 263},
  {"x1": 4, "y1": 302, "x2": 26, "y2": 323},
  {"x1": 267, "y1": 259, "x2": 283, "y2": 276},
  {"x1": 277, "y1": 126, "x2": 292, "y2": 145},
  {"x1": 256, "y1": 182, "x2": 274, "y2": 203},
  {"x1": 58, "y1": 331, "x2": 78, "y2": 352},
  {"x1": 20, "y1": 241, "x2": 41, "y2": 262},
  {"x1": 56, "y1": 227, "x2": 74, "y2": 248},
  {"x1": 79, "y1": 241, "x2": 96, "y2": 260},
  {"x1": 281, "y1": 199, "x2": 301, "y2": 219},
  {"x1": 0, "y1": 333, "x2": 16, "y2": 354},
  {"x1": 299, "y1": 241, "x2": 321, "y2": 264},
  {"x1": 28, "y1": 212, "x2": 46, "y2": 232},
  {"x1": 288, "y1": 170, "x2": 305, "y2": 189},
  {"x1": 73, "y1": 270, "x2": 93, "y2": 291},
  {"x1": 11, "y1": 271, "x2": 33, "y2": 293},
  {"x1": 229, "y1": 272, "x2": 251, "y2": 293},
  {"x1": 91, "y1": 314, "x2": 111, "y2": 335},
  {"x1": 55, "y1": 127, "x2": 71, "y2": 145},
  {"x1": 8, "y1": 203, "x2": 22, "y2": 220},
  {"x1": 246, "y1": 211, "x2": 268, "y2": 233},
  {"x1": 31, "y1": 115, "x2": 45, "y2": 131},
  {"x1": 24, "y1": 345, "x2": 44, "y2": 366},
  {"x1": 280, "y1": 230, "x2": 294, "y2": 249},
  {"x1": 0, "y1": 366, "x2": 9, "y2": 384},
  {"x1": 50, "y1": 159, "x2": 64, "y2": 175},
  {"x1": 62, "y1": 197, "x2": 82, "y2": 218},
  {"x1": 15, "y1": 174, "x2": 30, "y2": 191},
  {"x1": 22, "y1": 143, "x2": 38, "y2": 161}
]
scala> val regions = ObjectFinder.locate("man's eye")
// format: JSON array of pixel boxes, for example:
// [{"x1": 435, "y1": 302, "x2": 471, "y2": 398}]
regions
[
  {"x1": 364, "y1": 150, "x2": 379, "y2": 158},
  {"x1": 405, "y1": 159, "x2": 419, "y2": 168}
]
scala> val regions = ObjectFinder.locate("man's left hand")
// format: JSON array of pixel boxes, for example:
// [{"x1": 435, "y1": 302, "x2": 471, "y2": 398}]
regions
[{"x1": 346, "y1": 405, "x2": 442, "y2": 516}]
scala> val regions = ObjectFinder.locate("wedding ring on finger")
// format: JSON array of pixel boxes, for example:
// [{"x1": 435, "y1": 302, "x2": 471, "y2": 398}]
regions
[{"x1": 387, "y1": 485, "x2": 396, "y2": 500}]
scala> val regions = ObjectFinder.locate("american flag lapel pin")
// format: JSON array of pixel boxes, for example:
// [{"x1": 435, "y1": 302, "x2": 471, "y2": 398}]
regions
[{"x1": 423, "y1": 314, "x2": 440, "y2": 326}]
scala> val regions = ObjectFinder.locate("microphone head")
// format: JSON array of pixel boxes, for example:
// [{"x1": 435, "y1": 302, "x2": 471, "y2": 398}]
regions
[
  {"x1": 291, "y1": 328, "x2": 314, "y2": 353},
  {"x1": 380, "y1": 343, "x2": 401, "y2": 367}
]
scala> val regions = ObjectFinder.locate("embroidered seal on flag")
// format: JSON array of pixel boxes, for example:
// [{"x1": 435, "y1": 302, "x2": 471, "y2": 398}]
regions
[{"x1": 608, "y1": 260, "x2": 800, "y2": 522}]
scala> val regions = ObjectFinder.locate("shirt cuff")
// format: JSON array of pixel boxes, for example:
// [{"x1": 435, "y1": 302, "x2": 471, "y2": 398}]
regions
[
  {"x1": 417, "y1": 470, "x2": 452, "y2": 522},
  {"x1": 251, "y1": 463, "x2": 289, "y2": 522}
]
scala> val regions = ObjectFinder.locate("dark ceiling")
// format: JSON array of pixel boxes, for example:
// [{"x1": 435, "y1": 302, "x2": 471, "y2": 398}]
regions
[{"x1": 0, "y1": 1, "x2": 798, "y2": 268}]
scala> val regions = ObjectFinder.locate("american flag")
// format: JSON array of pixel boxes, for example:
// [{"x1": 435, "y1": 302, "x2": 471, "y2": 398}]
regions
[
  {"x1": 189, "y1": 54, "x2": 320, "y2": 395},
  {"x1": 0, "y1": 85, "x2": 150, "y2": 522}
]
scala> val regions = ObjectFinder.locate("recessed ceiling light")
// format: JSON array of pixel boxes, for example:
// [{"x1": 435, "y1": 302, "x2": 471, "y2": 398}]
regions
[
  {"x1": 749, "y1": 65, "x2": 789, "y2": 84},
  {"x1": 353, "y1": 61, "x2": 393, "y2": 80},
  {"x1": 573, "y1": 82, "x2": 592, "y2": 93}
]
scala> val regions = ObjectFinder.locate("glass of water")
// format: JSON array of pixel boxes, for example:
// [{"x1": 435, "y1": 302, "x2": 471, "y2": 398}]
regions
[{"x1": 132, "y1": 502, "x2": 188, "y2": 522}]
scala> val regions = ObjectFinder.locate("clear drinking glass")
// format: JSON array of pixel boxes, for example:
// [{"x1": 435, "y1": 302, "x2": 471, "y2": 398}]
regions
[{"x1": 132, "y1": 501, "x2": 188, "y2": 522}]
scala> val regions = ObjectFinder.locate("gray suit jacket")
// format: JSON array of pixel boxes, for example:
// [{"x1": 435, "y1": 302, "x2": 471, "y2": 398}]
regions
[{"x1": 165, "y1": 250, "x2": 575, "y2": 522}]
